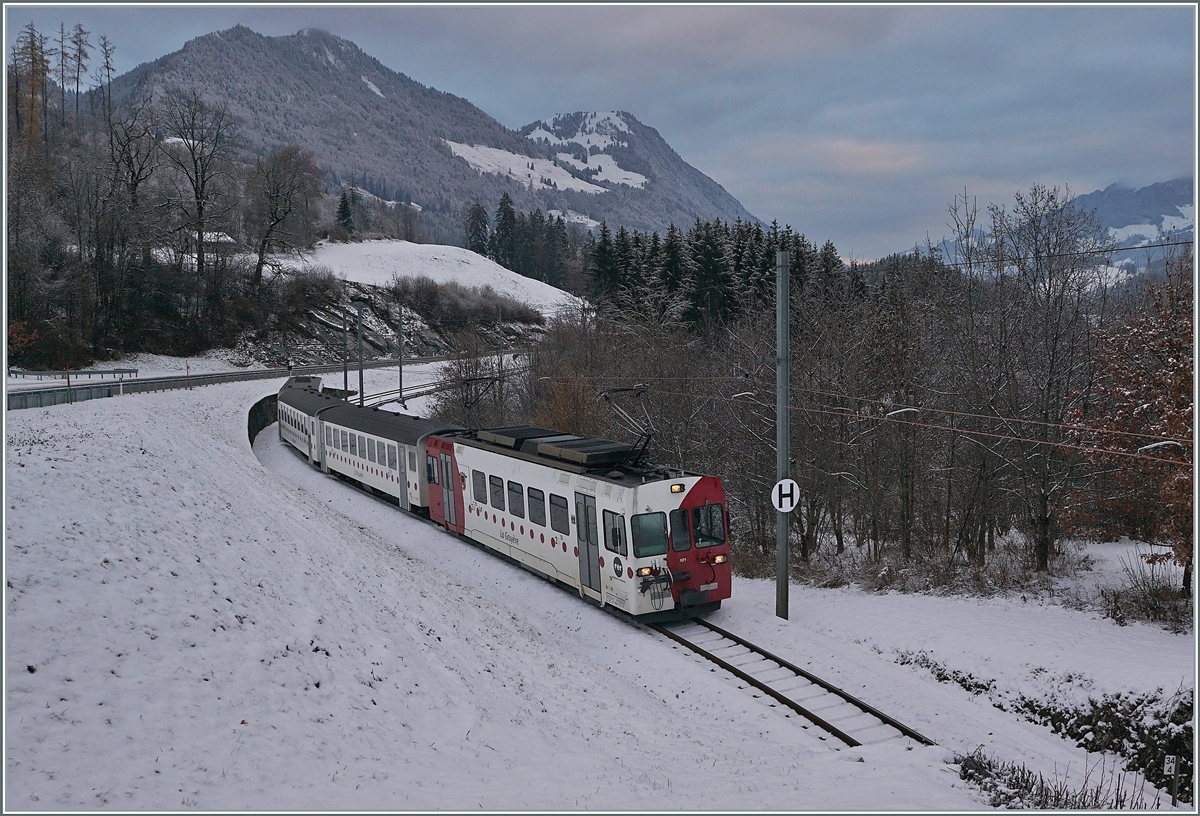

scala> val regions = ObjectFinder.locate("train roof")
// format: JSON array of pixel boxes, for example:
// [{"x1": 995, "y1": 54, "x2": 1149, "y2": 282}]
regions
[
  {"x1": 450, "y1": 424, "x2": 690, "y2": 486},
  {"x1": 279, "y1": 385, "x2": 462, "y2": 445}
]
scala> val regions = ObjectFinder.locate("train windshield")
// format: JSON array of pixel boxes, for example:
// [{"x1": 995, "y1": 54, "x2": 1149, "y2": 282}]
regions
[
  {"x1": 692, "y1": 503, "x2": 725, "y2": 547},
  {"x1": 631, "y1": 512, "x2": 668, "y2": 557}
]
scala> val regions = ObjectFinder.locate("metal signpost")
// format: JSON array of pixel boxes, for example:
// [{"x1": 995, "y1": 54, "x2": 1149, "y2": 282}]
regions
[
  {"x1": 775, "y1": 250, "x2": 791, "y2": 620},
  {"x1": 1164, "y1": 755, "x2": 1179, "y2": 806}
]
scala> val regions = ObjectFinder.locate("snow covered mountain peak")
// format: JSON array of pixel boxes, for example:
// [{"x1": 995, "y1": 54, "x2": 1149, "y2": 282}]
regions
[{"x1": 524, "y1": 111, "x2": 636, "y2": 151}]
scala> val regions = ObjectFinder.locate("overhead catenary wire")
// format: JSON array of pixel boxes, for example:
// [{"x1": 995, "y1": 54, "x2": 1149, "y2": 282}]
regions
[
  {"x1": 522, "y1": 373, "x2": 1190, "y2": 468},
  {"x1": 894, "y1": 239, "x2": 1194, "y2": 271},
  {"x1": 637, "y1": 386, "x2": 1192, "y2": 468},
  {"x1": 551, "y1": 373, "x2": 1191, "y2": 445}
]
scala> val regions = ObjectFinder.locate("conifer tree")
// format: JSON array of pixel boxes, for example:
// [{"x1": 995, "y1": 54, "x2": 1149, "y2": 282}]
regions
[
  {"x1": 464, "y1": 201, "x2": 489, "y2": 255},
  {"x1": 336, "y1": 190, "x2": 353, "y2": 233},
  {"x1": 489, "y1": 193, "x2": 517, "y2": 269},
  {"x1": 587, "y1": 222, "x2": 619, "y2": 302}
]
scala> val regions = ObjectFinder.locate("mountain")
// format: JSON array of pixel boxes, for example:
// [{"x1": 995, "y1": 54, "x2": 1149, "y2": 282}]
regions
[
  {"x1": 108, "y1": 26, "x2": 757, "y2": 244},
  {"x1": 1073, "y1": 177, "x2": 1193, "y2": 252},
  {"x1": 912, "y1": 178, "x2": 1192, "y2": 270},
  {"x1": 517, "y1": 111, "x2": 755, "y2": 231}
]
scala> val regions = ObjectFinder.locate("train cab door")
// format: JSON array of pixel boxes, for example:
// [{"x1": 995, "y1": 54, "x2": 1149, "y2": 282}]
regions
[{"x1": 575, "y1": 492, "x2": 601, "y2": 595}]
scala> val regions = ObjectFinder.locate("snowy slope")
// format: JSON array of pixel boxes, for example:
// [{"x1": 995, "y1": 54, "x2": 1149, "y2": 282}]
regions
[
  {"x1": 443, "y1": 141, "x2": 606, "y2": 194},
  {"x1": 309, "y1": 239, "x2": 582, "y2": 318},
  {"x1": 5, "y1": 376, "x2": 1191, "y2": 809}
]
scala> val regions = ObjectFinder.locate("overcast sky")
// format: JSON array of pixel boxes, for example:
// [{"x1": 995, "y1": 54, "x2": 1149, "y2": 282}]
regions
[{"x1": 5, "y1": 4, "x2": 1196, "y2": 258}]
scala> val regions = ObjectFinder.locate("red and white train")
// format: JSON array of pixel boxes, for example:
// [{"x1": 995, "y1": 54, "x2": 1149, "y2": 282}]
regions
[{"x1": 276, "y1": 376, "x2": 731, "y2": 620}]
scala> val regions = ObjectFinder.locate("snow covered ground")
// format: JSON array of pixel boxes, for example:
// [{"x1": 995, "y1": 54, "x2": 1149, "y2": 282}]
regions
[
  {"x1": 4, "y1": 372, "x2": 1193, "y2": 810},
  {"x1": 6, "y1": 350, "x2": 266, "y2": 393},
  {"x1": 309, "y1": 239, "x2": 582, "y2": 320}
]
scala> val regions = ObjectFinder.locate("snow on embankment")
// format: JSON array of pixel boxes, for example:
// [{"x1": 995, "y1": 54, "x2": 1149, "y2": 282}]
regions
[
  {"x1": 5, "y1": 378, "x2": 977, "y2": 811},
  {"x1": 310, "y1": 239, "x2": 582, "y2": 320}
]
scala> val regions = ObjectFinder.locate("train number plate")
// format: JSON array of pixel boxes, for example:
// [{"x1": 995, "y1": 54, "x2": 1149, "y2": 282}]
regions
[{"x1": 700, "y1": 582, "x2": 717, "y2": 591}]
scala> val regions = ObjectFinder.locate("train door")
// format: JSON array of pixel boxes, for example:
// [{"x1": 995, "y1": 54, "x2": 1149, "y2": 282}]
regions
[
  {"x1": 440, "y1": 451, "x2": 456, "y2": 528},
  {"x1": 575, "y1": 492, "x2": 601, "y2": 594}
]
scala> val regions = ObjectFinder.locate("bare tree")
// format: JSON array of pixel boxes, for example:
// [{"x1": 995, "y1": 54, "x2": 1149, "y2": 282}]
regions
[
  {"x1": 156, "y1": 86, "x2": 240, "y2": 340},
  {"x1": 954, "y1": 184, "x2": 1116, "y2": 571},
  {"x1": 245, "y1": 144, "x2": 322, "y2": 285}
]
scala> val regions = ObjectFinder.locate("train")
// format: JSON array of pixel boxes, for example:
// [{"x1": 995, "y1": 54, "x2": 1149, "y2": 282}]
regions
[{"x1": 275, "y1": 376, "x2": 731, "y2": 620}]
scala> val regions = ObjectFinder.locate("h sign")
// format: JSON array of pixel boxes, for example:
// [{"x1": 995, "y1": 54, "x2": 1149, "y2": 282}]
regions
[{"x1": 772, "y1": 478, "x2": 799, "y2": 513}]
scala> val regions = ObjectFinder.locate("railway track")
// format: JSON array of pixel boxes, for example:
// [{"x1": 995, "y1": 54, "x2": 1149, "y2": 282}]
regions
[{"x1": 650, "y1": 618, "x2": 936, "y2": 749}]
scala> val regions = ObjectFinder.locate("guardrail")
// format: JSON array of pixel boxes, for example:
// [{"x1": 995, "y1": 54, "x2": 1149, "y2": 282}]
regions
[
  {"x1": 6, "y1": 357, "x2": 450, "y2": 411},
  {"x1": 9, "y1": 368, "x2": 139, "y2": 380}
]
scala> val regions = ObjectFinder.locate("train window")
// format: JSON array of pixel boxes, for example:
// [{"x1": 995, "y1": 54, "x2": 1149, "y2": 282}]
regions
[
  {"x1": 549, "y1": 493, "x2": 570, "y2": 534},
  {"x1": 603, "y1": 510, "x2": 628, "y2": 556},
  {"x1": 670, "y1": 508, "x2": 691, "y2": 551},
  {"x1": 489, "y1": 476, "x2": 505, "y2": 510},
  {"x1": 367, "y1": 438, "x2": 376, "y2": 463},
  {"x1": 472, "y1": 470, "x2": 487, "y2": 503},
  {"x1": 349, "y1": 433, "x2": 357, "y2": 456},
  {"x1": 341, "y1": 430, "x2": 348, "y2": 451},
  {"x1": 507, "y1": 482, "x2": 524, "y2": 518},
  {"x1": 325, "y1": 426, "x2": 332, "y2": 447},
  {"x1": 408, "y1": 451, "x2": 417, "y2": 472},
  {"x1": 693, "y1": 504, "x2": 726, "y2": 547},
  {"x1": 631, "y1": 512, "x2": 668, "y2": 558},
  {"x1": 528, "y1": 487, "x2": 546, "y2": 526},
  {"x1": 388, "y1": 445, "x2": 398, "y2": 471},
  {"x1": 427, "y1": 455, "x2": 439, "y2": 485},
  {"x1": 358, "y1": 435, "x2": 366, "y2": 458}
]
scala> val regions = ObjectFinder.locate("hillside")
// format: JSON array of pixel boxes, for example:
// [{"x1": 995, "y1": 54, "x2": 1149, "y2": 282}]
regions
[
  {"x1": 1073, "y1": 177, "x2": 1194, "y2": 252},
  {"x1": 108, "y1": 26, "x2": 758, "y2": 244},
  {"x1": 309, "y1": 239, "x2": 582, "y2": 318}
]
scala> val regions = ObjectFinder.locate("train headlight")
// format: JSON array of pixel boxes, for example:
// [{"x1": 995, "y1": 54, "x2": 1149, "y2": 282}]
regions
[
  {"x1": 713, "y1": 554, "x2": 728, "y2": 565},
  {"x1": 670, "y1": 483, "x2": 684, "y2": 493},
  {"x1": 636, "y1": 567, "x2": 654, "y2": 577}
]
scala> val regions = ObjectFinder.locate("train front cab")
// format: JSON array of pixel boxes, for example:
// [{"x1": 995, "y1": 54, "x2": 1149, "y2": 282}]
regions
[
  {"x1": 668, "y1": 475, "x2": 731, "y2": 613},
  {"x1": 625, "y1": 475, "x2": 731, "y2": 620}
]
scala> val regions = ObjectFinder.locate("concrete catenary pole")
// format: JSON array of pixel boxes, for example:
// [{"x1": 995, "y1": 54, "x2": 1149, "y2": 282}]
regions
[
  {"x1": 776, "y1": 250, "x2": 790, "y2": 620},
  {"x1": 342, "y1": 310, "x2": 349, "y2": 400},
  {"x1": 355, "y1": 301, "x2": 365, "y2": 407},
  {"x1": 496, "y1": 304, "x2": 504, "y2": 423},
  {"x1": 397, "y1": 306, "x2": 405, "y2": 408}
]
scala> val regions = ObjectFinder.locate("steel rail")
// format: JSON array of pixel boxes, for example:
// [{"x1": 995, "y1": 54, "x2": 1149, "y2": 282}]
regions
[
  {"x1": 651, "y1": 618, "x2": 936, "y2": 748},
  {"x1": 692, "y1": 618, "x2": 937, "y2": 746},
  {"x1": 649, "y1": 621, "x2": 863, "y2": 747}
]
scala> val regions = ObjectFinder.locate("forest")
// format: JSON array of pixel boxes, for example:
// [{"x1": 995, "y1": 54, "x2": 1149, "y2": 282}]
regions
[{"x1": 445, "y1": 191, "x2": 1194, "y2": 622}]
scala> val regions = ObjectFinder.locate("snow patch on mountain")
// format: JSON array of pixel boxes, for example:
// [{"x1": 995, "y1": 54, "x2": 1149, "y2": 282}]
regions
[
  {"x1": 361, "y1": 76, "x2": 384, "y2": 98},
  {"x1": 444, "y1": 141, "x2": 606, "y2": 194},
  {"x1": 549, "y1": 209, "x2": 602, "y2": 231},
  {"x1": 554, "y1": 153, "x2": 646, "y2": 189},
  {"x1": 526, "y1": 111, "x2": 633, "y2": 151}
]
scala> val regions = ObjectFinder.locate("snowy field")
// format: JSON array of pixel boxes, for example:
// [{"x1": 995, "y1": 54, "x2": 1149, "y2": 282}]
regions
[
  {"x1": 309, "y1": 239, "x2": 582, "y2": 320},
  {"x1": 4, "y1": 373, "x2": 1193, "y2": 810}
]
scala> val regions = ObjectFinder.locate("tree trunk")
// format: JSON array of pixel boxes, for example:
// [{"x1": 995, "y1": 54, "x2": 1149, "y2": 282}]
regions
[{"x1": 1034, "y1": 491, "x2": 1051, "y2": 572}]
